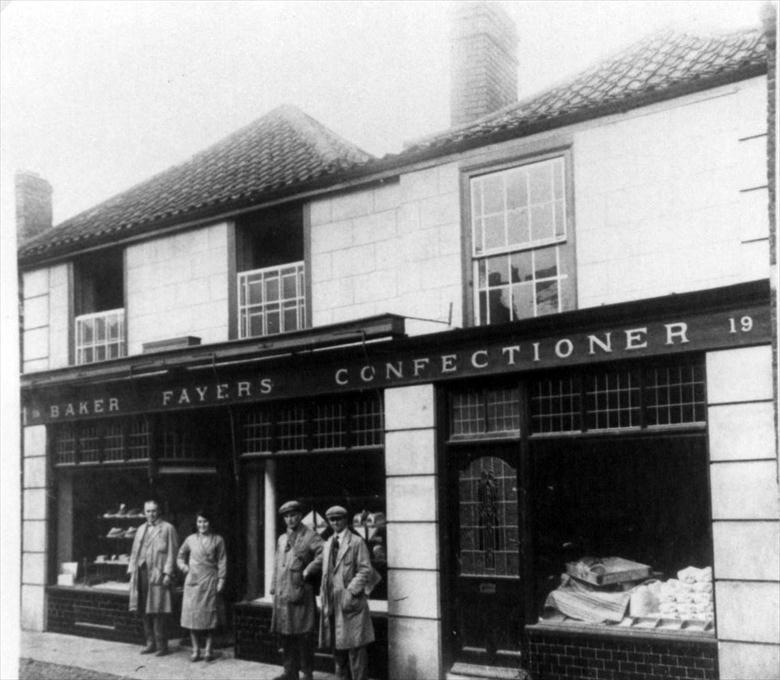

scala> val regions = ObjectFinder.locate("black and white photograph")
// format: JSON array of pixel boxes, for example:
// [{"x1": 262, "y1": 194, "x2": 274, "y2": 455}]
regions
[{"x1": 1, "y1": 1, "x2": 778, "y2": 679}]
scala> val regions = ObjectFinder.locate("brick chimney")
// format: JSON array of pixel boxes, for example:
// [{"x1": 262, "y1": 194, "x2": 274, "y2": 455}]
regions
[
  {"x1": 15, "y1": 171, "x2": 53, "y2": 242},
  {"x1": 450, "y1": 1, "x2": 518, "y2": 127}
]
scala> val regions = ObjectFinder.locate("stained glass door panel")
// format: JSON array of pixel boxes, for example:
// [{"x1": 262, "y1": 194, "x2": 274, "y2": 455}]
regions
[{"x1": 453, "y1": 453, "x2": 523, "y2": 666}]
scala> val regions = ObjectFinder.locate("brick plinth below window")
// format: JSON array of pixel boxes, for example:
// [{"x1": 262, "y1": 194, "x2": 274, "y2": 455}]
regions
[{"x1": 527, "y1": 627, "x2": 718, "y2": 680}]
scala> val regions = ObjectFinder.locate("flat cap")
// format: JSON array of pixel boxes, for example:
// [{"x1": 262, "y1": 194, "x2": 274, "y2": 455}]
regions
[
  {"x1": 279, "y1": 500, "x2": 304, "y2": 515},
  {"x1": 325, "y1": 505, "x2": 348, "y2": 518}
]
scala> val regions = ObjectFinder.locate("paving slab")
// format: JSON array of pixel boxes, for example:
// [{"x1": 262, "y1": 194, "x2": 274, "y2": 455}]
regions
[{"x1": 21, "y1": 631, "x2": 335, "y2": 680}]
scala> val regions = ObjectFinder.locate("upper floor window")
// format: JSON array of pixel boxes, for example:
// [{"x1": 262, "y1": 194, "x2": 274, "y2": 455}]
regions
[
  {"x1": 236, "y1": 205, "x2": 307, "y2": 338},
  {"x1": 74, "y1": 249, "x2": 125, "y2": 364},
  {"x1": 470, "y1": 154, "x2": 574, "y2": 325}
]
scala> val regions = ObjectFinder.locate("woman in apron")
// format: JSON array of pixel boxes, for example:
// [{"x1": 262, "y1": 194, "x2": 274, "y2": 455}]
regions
[{"x1": 177, "y1": 509, "x2": 227, "y2": 661}]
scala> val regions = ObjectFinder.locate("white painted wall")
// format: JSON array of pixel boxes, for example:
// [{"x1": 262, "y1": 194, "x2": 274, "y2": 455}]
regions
[
  {"x1": 574, "y1": 77, "x2": 769, "y2": 307},
  {"x1": 309, "y1": 164, "x2": 462, "y2": 336},
  {"x1": 706, "y1": 345, "x2": 779, "y2": 680},
  {"x1": 125, "y1": 222, "x2": 230, "y2": 354}
]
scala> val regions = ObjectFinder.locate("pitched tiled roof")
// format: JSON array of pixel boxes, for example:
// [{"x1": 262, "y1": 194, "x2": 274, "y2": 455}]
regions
[
  {"x1": 18, "y1": 104, "x2": 373, "y2": 263},
  {"x1": 19, "y1": 26, "x2": 768, "y2": 265},
  {"x1": 401, "y1": 26, "x2": 767, "y2": 157}
]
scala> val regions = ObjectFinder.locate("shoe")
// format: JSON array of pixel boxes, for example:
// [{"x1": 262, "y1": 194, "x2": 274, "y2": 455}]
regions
[
  {"x1": 140, "y1": 643, "x2": 157, "y2": 654},
  {"x1": 123, "y1": 527, "x2": 137, "y2": 538},
  {"x1": 155, "y1": 647, "x2": 171, "y2": 657},
  {"x1": 190, "y1": 650, "x2": 201, "y2": 662},
  {"x1": 106, "y1": 527, "x2": 123, "y2": 538},
  {"x1": 116, "y1": 504, "x2": 128, "y2": 516}
]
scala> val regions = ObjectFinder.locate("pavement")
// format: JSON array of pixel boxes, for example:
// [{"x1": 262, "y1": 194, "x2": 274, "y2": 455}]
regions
[{"x1": 21, "y1": 631, "x2": 337, "y2": 680}]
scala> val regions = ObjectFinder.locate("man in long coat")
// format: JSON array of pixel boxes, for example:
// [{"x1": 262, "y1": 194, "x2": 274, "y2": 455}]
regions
[
  {"x1": 270, "y1": 500, "x2": 324, "y2": 680},
  {"x1": 318, "y1": 505, "x2": 375, "y2": 680},
  {"x1": 127, "y1": 499, "x2": 179, "y2": 655}
]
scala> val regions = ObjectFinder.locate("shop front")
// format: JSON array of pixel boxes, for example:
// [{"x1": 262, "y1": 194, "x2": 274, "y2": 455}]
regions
[{"x1": 21, "y1": 281, "x2": 774, "y2": 680}]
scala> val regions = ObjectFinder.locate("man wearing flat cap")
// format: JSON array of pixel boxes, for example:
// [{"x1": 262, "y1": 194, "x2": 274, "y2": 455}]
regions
[
  {"x1": 270, "y1": 500, "x2": 323, "y2": 680},
  {"x1": 318, "y1": 505, "x2": 375, "y2": 680}
]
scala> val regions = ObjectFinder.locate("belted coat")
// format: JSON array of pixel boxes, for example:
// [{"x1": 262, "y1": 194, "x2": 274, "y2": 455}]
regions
[
  {"x1": 318, "y1": 530, "x2": 375, "y2": 650},
  {"x1": 270, "y1": 524, "x2": 323, "y2": 635},
  {"x1": 127, "y1": 520, "x2": 179, "y2": 614}
]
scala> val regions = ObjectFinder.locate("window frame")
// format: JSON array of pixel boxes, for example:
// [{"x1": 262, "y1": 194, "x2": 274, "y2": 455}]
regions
[{"x1": 460, "y1": 142, "x2": 577, "y2": 327}]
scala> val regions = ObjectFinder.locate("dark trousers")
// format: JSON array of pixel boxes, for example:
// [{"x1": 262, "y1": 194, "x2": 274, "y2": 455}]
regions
[
  {"x1": 280, "y1": 633, "x2": 315, "y2": 679},
  {"x1": 333, "y1": 645, "x2": 368, "y2": 680},
  {"x1": 137, "y1": 564, "x2": 168, "y2": 649}
]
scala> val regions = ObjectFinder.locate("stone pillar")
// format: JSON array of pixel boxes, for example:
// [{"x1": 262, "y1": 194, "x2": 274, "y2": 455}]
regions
[
  {"x1": 707, "y1": 345, "x2": 780, "y2": 678},
  {"x1": 21, "y1": 424, "x2": 49, "y2": 631},
  {"x1": 384, "y1": 384, "x2": 443, "y2": 680},
  {"x1": 263, "y1": 460, "x2": 277, "y2": 597}
]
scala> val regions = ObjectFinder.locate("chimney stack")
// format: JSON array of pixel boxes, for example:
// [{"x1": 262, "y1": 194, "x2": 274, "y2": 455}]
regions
[
  {"x1": 15, "y1": 171, "x2": 53, "y2": 242},
  {"x1": 450, "y1": 1, "x2": 518, "y2": 127}
]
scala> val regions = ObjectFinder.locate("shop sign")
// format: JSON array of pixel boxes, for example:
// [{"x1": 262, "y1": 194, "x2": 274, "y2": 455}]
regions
[{"x1": 22, "y1": 305, "x2": 769, "y2": 425}]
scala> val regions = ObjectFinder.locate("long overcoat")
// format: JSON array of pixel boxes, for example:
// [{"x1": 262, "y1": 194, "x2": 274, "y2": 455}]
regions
[
  {"x1": 177, "y1": 532, "x2": 227, "y2": 630},
  {"x1": 270, "y1": 524, "x2": 323, "y2": 635},
  {"x1": 318, "y1": 531, "x2": 375, "y2": 650},
  {"x1": 127, "y1": 520, "x2": 179, "y2": 614}
]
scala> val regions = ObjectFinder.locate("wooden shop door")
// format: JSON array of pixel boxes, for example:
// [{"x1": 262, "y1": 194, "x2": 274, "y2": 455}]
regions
[{"x1": 449, "y1": 448, "x2": 524, "y2": 668}]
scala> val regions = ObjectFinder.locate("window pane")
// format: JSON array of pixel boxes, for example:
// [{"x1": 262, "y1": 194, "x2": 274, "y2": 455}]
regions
[
  {"x1": 507, "y1": 208, "x2": 530, "y2": 246},
  {"x1": 505, "y1": 168, "x2": 528, "y2": 210},
  {"x1": 265, "y1": 276, "x2": 280, "y2": 302},
  {"x1": 510, "y1": 251, "x2": 533, "y2": 283},
  {"x1": 478, "y1": 291, "x2": 488, "y2": 325},
  {"x1": 486, "y1": 256, "x2": 510, "y2": 287},
  {"x1": 530, "y1": 202, "x2": 554, "y2": 242},
  {"x1": 473, "y1": 217, "x2": 484, "y2": 254},
  {"x1": 249, "y1": 312, "x2": 264, "y2": 336},
  {"x1": 483, "y1": 215, "x2": 505, "y2": 250},
  {"x1": 554, "y1": 199, "x2": 565, "y2": 238},
  {"x1": 535, "y1": 279, "x2": 559, "y2": 316},
  {"x1": 248, "y1": 278, "x2": 263, "y2": 304},
  {"x1": 528, "y1": 164, "x2": 552, "y2": 204},
  {"x1": 534, "y1": 247, "x2": 558, "y2": 279},
  {"x1": 488, "y1": 288, "x2": 511, "y2": 324},
  {"x1": 481, "y1": 175, "x2": 504, "y2": 214},
  {"x1": 83, "y1": 348, "x2": 93, "y2": 363},
  {"x1": 477, "y1": 259, "x2": 488, "y2": 288},
  {"x1": 266, "y1": 309, "x2": 280, "y2": 335},
  {"x1": 283, "y1": 303, "x2": 298, "y2": 332},
  {"x1": 282, "y1": 272, "x2": 298, "y2": 298},
  {"x1": 95, "y1": 345, "x2": 106, "y2": 361},
  {"x1": 553, "y1": 158, "x2": 564, "y2": 200},
  {"x1": 471, "y1": 182, "x2": 483, "y2": 218},
  {"x1": 511, "y1": 283, "x2": 534, "y2": 320},
  {"x1": 82, "y1": 321, "x2": 93, "y2": 344}
]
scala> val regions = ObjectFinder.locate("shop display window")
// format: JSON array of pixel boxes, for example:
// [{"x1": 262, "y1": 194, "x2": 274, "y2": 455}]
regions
[
  {"x1": 275, "y1": 451, "x2": 387, "y2": 600},
  {"x1": 449, "y1": 387, "x2": 521, "y2": 439},
  {"x1": 531, "y1": 435, "x2": 714, "y2": 634},
  {"x1": 56, "y1": 468, "x2": 238, "y2": 596}
]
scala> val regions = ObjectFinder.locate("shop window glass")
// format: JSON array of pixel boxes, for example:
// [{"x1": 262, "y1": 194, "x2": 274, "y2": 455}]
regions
[
  {"x1": 351, "y1": 393, "x2": 384, "y2": 448},
  {"x1": 450, "y1": 387, "x2": 521, "y2": 439},
  {"x1": 530, "y1": 376, "x2": 581, "y2": 433},
  {"x1": 241, "y1": 393, "x2": 384, "y2": 455},
  {"x1": 645, "y1": 363, "x2": 706, "y2": 426},
  {"x1": 78, "y1": 425, "x2": 101, "y2": 464},
  {"x1": 277, "y1": 403, "x2": 307, "y2": 452},
  {"x1": 159, "y1": 413, "x2": 220, "y2": 462},
  {"x1": 243, "y1": 408, "x2": 273, "y2": 454},
  {"x1": 529, "y1": 360, "x2": 706, "y2": 435},
  {"x1": 54, "y1": 425, "x2": 76, "y2": 466},
  {"x1": 532, "y1": 436, "x2": 714, "y2": 633},
  {"x1": 126, "y1": 417, "x2": 150, "y2": 460},
  {"x1": 276, "y1": 451, "x2": 387, "y2": 600},
  {"x1": 103, "y1": 422, "x2": 124, "y2": 462},
  {"x1": 313, "y1": 401, "x2": 345, "y2": 450},
  {"x1": 585, "y1": 368, "x2": 640, "y2": 430}
]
